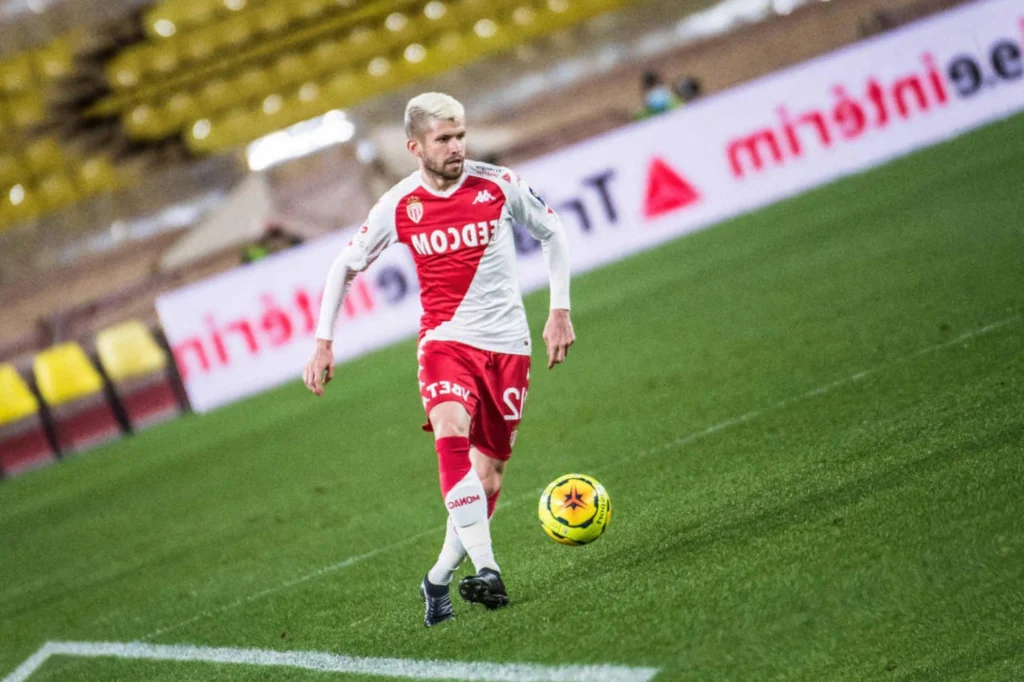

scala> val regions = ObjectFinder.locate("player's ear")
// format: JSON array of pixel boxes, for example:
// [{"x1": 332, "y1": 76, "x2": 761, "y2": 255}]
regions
[{"x1": 406, "y1": 137, "x2": 420, "y2": 158}]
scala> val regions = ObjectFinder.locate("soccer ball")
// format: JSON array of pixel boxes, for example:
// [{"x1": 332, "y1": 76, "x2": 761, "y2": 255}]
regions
[{"x1": 538, "y1": 473, "x2": 611, "y2": 546}]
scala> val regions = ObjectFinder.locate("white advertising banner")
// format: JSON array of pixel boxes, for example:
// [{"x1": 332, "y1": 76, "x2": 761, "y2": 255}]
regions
[{"x1": 157, "y1": 0, "x2": 1024, "y2": 412}]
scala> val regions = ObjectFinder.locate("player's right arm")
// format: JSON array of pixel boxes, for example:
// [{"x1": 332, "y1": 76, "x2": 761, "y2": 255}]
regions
[{"x1": 303, "y1": 204, "x2": 396, "y2": 396}]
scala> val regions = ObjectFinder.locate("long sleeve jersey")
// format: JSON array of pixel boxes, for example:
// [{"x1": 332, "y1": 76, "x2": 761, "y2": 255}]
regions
[{"x1": 316, "y1": 160, "x2": 570, "y2": 356}]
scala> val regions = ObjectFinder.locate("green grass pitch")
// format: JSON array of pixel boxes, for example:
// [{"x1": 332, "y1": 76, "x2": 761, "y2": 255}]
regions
[{"x1": 1, "y1": 114, "x2": 1022, "y2": 681}]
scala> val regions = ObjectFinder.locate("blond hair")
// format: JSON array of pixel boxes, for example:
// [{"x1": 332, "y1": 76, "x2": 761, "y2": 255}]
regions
[{"x1": 404, "y1": 92, "x2": 465, "y2": 139}]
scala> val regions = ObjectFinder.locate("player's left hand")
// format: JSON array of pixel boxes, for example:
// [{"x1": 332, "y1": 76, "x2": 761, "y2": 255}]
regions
[{"x1": 543, "y1": 309, "x2": 575, "y2": 369}]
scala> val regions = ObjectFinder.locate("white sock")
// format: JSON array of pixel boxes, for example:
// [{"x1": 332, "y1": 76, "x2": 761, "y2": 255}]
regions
[
  {"x1": 427, "y1": 517, "x2": 466, "y2": 586},
  {"x1": 444, "y1": 468, "x2": 499, "y2": 573}
]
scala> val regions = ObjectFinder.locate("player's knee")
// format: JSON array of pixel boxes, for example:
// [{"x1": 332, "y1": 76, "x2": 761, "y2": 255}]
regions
[
  {"x1": 429, "y1": 402, "x2": 470, "y2": 438},
  {"x1": 478, "y1": 471, "x2": 501, "y2": 497}
]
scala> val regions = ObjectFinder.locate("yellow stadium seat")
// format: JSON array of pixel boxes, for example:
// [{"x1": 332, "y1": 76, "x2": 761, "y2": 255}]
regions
[
  {"x1": 183, "y1": 32, "x2": 216, "y2": 61},
  {"x1": 255, "y1": 4, "x2": 290, "y2": 34},
  {"x1": 24, "y1": 138, "x2": 63, "y2": 174},
  {"x1": 235, "y1": 69, "x2": 272, "y2": 98},
  {"x1": 0, "y1": 154, "x2": 20, "y2": 186},
  {"x1": 34, "y1": 42, "x2": 73, "y2": 81},
  {"x1": 0, "y1": 364, "x2": 39, "y2": 427},
  {"x1": 37, "y1": 174, "x2": 80, "y2": 209},
  {"x1": 148, "y1": 43, "x2": 181, "y2": 75},
  {"x1": 182, "y1": 0, "x2": 218, "y2": 26},
  {"x1": 219, "y1": 14, "x2": 256, "y2": 48},
  {"x1": 9, "y1": 93, "x2": 45, "y2": 128},
  {"x1": 0, "y1": 55, "x2": 34, "y2": 93},
  {"x1": 75, "y1": 157, "x2": 120, "y2": 193},
  {"x1": 273, "y1": 52, "x2": 310, "y2": 83},
  {"x1": 95, "y1": 321, "x2": 168, "y2": 382},
  {"x1": 107, "y1": 51, "x2": 146, "y2": 89},
  {"x1": 4, "y1": 188, "x2": 42, "y2": 222},
  {"x1": 96, "y1": 321, "x2": 182, "y2": 429},
  {"x1": 0, "y1": 363, "x2": 57, "y2": 475},
  {"x1": 33, "y1": 343, "x2": 104, "y2": 407},
  {"x1": 198, "y1": 78, "x2": 233, "y2": 111},
  {"x1": 293, "y1": 0, "x2": 329, "y2": 21}
]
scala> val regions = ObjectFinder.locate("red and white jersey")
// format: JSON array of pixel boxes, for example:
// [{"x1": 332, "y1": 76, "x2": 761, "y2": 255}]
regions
[{"x1": 316, "y1": 160, "x2": 571, "y2": 356}]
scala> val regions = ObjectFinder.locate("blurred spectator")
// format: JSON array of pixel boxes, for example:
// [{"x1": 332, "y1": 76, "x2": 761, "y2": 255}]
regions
[
  {"x1": 674, "y1": 76, "x2": 703, "y2": 104},
  {"x1": 241, "y1": 224, "x2": 304, "y2": 264},
  {"x1": 634, "y1": 70, "x2": 681, "y2": 121}
]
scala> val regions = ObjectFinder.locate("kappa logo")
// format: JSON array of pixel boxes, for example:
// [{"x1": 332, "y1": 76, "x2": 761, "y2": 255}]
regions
[
  {"x1": 406, "y1": 196, "x2": 424, "y2": 224},
  {"x1": 473, "y1": 190, "x2": 496, "y2": 204},
  {"x1": 447, "y1": 494, "x2": 481, "y2": 510}
]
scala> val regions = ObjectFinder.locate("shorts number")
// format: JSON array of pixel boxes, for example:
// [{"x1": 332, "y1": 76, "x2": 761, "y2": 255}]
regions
[{"x1": 502, "y1": 387, "x2": 528, "y2": 422}]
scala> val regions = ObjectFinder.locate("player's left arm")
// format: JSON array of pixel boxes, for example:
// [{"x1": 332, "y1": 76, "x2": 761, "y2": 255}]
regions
[{"x1": 505, "y1": 171, "x2": 574, "y2": 369}]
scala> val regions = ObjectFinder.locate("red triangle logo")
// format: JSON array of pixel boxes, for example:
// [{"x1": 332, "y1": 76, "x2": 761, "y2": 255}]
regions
[{"x1": 644, "y1": 158, "x2": 700, "y2": 219}]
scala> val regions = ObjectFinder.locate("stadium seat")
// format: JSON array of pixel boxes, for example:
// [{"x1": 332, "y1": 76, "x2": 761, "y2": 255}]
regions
[
  {"x1": 0, "y1": 55, "x2": 34, "y2": 93},
  {"x1": 33, "y1": 343, "x2": 124, "y2": 454},
  {"x1": 0, "y1": 364, "x2": 58, "y2": 478},
  {"x1": 95, "y1": 321, "x2": 183, "y2": 430},
  {"x1": 75, "y1": 157, "x2": 120, "y2": 194},
  {"x1": 24, "y1": 138, "x2": 63, "y2": 175},
  {"x1": 0, "y1": 154, "x2": 18, "y2": 186},
  {"x1": 9, "y1": 93, "x2": 45, "y2": 129}
]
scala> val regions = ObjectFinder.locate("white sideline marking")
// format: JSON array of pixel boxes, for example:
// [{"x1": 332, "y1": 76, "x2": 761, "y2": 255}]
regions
[
  {"x1": 2, "y1": 643, "x2": 56, "y2": 682},
  {"x1": 2, "y1": 641, "x2": 660, "y2": 682},
  {"x1": 3, "y1": 316, "x2": 1018, "y2": 682}
]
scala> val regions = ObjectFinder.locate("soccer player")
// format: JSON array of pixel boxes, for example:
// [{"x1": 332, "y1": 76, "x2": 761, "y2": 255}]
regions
[{"x1": 303, "y1": 92, "x2": 574, "y2": 627}]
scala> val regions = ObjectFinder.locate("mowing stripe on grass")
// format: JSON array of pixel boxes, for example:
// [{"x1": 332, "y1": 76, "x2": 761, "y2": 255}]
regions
[
  {"x1": 134, "y1": 315, "x2": 1020, "y2": 643},
  {"x1": 142, "y1": 526, "x2": 443, "y2": 640},
  {"x1": 2, "y1": 641, "x2": 661, "y2": 682}
]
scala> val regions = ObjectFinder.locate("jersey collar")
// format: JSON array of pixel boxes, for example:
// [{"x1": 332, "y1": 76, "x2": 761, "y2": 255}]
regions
[{"x1": 417, "y1": 168, "x2": 468, "y2": 198}]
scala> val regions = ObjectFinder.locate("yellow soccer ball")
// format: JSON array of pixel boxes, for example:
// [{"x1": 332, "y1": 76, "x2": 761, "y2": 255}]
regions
[{"x1": 538, "y1": 473, "x2": 612, "y2": 546}]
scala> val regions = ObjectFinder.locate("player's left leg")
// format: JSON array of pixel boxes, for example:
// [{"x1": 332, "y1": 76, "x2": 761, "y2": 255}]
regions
[{"x1": 456, "y1": 351, "x2": 529, "y2": 610}]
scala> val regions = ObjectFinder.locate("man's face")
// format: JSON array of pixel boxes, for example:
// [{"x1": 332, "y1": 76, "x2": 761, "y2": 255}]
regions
[{"x1": 410, "y1": 118, "x2": 466, "y2": 181}]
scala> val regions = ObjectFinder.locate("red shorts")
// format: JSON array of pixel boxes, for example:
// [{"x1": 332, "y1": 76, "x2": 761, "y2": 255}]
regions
[{"x1": 418, "y1": 340, "x2": 531, "y2": 461}]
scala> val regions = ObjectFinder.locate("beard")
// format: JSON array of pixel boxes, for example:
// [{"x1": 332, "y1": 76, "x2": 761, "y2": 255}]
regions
[{"x1": 424, "y1": 155, "x2": 464, "y2": 181}]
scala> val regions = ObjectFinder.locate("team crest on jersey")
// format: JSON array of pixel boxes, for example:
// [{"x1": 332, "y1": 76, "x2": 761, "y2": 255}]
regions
[{"x1": 406, "y1": 196, "x2": 424, "y2": 224}]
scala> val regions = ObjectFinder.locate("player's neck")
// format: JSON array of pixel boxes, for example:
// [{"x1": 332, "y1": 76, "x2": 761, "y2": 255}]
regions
[{"x1": 419, "y1": 167, "x2": 463, "y2": 193}]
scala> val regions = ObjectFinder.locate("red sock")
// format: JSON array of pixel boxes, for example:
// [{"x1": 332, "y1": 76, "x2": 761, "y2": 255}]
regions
[
  {"x1": 436, "y1": 436, "x2": 471, "y2": 497},
  {"x1": 487, "y1": 489, "x2": 501, "y2": 519}
]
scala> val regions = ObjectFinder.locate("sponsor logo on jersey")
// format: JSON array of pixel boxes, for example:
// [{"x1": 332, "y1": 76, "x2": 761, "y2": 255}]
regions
[
  {"x1": 422, "y1": 380, "x2": 472, "y2": 401},
  {"x1": 410, "y1": 220, "x2": 499, "y2": 256},
  {"x1": 447, "y1": 494, "x2": 482, "y2": 510},
  {"x1": 406, "y1": 196, "x2": 424, "y2": 224},
  {"x1": 473, "y1": 190, "x2": 496, "y2": 204}
]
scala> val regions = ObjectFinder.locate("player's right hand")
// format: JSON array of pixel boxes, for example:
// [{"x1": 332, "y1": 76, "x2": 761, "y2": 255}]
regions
[{"x1": 303, "y1": 340, "x2": 335, "y2": 396}]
